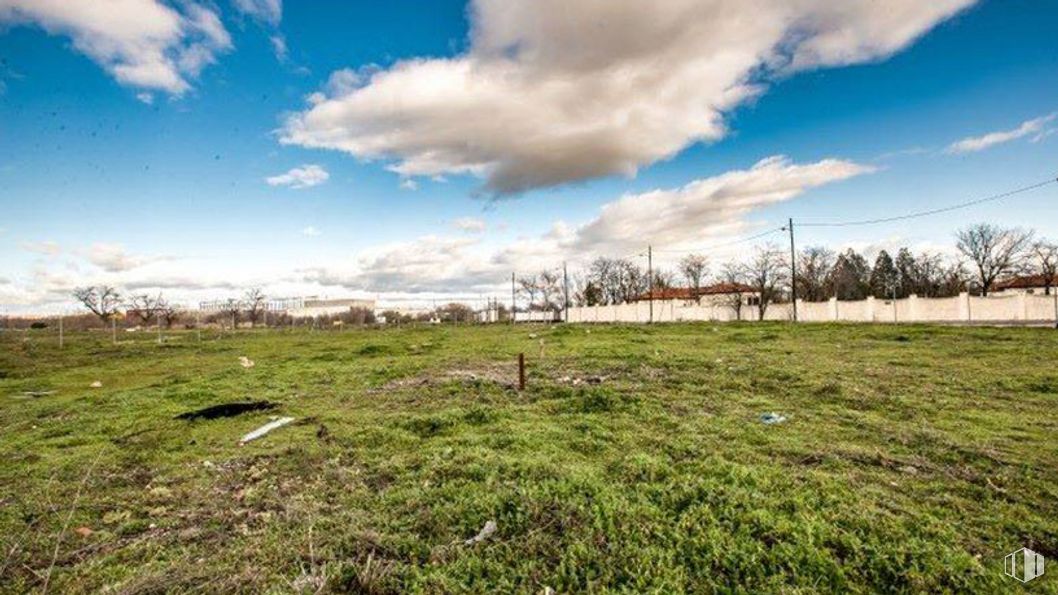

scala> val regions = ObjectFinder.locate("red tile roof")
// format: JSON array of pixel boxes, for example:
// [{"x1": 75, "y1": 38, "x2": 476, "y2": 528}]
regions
[{"x1": 995, "y1": 274, "x2": 1058, "y2": 290}]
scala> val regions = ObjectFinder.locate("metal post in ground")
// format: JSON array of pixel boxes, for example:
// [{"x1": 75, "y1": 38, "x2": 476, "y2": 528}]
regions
[{"x1": 647, "y1": 245, "x2": 653, "y2": 324}]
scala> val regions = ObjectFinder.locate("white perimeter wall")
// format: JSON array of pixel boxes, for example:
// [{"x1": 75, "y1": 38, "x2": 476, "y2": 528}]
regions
[{"x1": 566, "y1": 293, "x2": 1058, "y2": 325}]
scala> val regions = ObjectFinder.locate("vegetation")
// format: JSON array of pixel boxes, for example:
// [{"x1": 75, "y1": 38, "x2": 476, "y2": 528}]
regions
[{"x1": 1, "y1": 323, "x2": 1056, "y2": 593}]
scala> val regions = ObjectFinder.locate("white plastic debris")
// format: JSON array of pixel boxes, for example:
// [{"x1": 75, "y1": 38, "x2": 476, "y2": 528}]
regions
[
  {"x1": 238, "y1": 416, "x2": 294, "y2": 445},
  {"x1": 464, "y1": 520, "x2": 497, "y2": 545},
  {"x1": 239, "y1": 356, "x2": 255, "y2": 368},
  {"x1": 759, "y1": 412, "x2": 787, "y2": 425},
  {"x1": 90, "y1": 381, "x2": 103, "y2": 388}
]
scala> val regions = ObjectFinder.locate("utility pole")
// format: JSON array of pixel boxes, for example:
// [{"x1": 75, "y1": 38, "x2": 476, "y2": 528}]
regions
[
  {"x1": 647, "y1": 245, "x2": 653, "y2": 324},
  {"x1": 787, "y1": 218, "x2": 798, "y2": 322},
  {"x1": 511, "y1": 272, "x2": 516, "y2": 325},
  {"x1": 563, "y1": 262, "x2": 570, "y2": 323}
]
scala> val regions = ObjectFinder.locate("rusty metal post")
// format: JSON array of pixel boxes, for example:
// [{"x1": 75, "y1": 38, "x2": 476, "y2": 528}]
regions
[{"x1": 518, "y1": 352, "x2": 526, "y2": 391}]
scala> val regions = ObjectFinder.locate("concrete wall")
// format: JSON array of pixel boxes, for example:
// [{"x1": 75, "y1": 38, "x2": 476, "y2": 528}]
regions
[{"x1": 566, "y1": 292, "x2": 1058, "y2": 325}]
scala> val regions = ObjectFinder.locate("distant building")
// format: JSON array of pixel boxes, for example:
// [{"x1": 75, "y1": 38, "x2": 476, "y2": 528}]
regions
[
  {"x1": 994, "y1": 274, "x2": 1057, "y2": 295},
  {"x1": 287, "y1": 297, "x2": 376, "y2": 318},
  {"x1": 633, "y1": 283, "x2": 761, "y2": 306},
  {"x1": 198, "y1": 296, "x2": 376, "y2": 316}
]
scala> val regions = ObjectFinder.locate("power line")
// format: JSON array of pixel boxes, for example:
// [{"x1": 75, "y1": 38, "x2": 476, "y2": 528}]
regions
[
  {"x1": 798, "y1": 176, "x2": 1057, "y2": 228},
  {"x1": 651, "y1": 226, "x2": 785, "y2": 255}
]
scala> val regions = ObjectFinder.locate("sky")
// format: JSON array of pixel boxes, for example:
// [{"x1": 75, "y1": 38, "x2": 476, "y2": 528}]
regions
[{"x1": 0, "y1": 0, "x2": 1056, "y2": 314}]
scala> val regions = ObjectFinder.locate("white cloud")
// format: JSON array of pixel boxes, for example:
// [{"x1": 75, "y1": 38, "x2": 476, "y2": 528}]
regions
[
  {"x1": 270, "y1": 34, "x2": 287, "y2": 61},
  {"x1": 301, "y1": 226, "x2": 321, "y2": 237},
  {"x1": 280, "y1": 0, "x2": 972, "y2": 194},
  {"x1": 566, "y1": 155, "x2": 875, "y2": 256},
  {"x1": 399, "y1": 178, "x2": 419, "y2": 191},
  {"x1": 453, "y1": 217, "x2": 486, "y2": 233},
  {"x1": 0, "y1": 157, "x2": 875, "y2": 310},
  {"x1": 135, "y1": 92, "x2": 154, "y2": 104},
  {"x1": 233, "y1": 0, "x2": 282, "y2": 26},
  {"x1": 945, "y1": 113, "x2": 1057, "y2": 154},
  {"x1": 265, "y1": 164, "x2": 329, "y2": 189},
  {"x1": 0, "y1": 0, "x2": 232, "y2": 95},
  {"x1": 302, "y1": 155, "x2": 873, "y2": 293},
  {"x1": 86, "y1": 242, "x2": 150, "y2": 272},
  {"x1": 21, "y1": 240, "x2": 61, "y2": 255}
]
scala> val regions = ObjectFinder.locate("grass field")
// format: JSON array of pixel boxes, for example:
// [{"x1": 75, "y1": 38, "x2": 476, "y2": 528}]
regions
[{"x1": 1, "y1": 323, "x2": 1057, "y2": 593}]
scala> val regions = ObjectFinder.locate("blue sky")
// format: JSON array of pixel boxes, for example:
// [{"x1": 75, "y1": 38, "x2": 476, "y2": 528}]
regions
[{"x1": 0, "y1": 0, "x2": 1056, "y2": 312}]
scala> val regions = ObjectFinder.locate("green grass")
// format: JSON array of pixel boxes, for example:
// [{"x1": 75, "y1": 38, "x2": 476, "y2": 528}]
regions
[{"x1": 1, "y1": 323, "x2": 1056, "y2": 593}]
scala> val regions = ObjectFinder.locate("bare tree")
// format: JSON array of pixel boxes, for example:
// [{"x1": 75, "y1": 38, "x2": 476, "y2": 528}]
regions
[
  {"x1": 222, "y1": 298, "x2": 241, "y2": 330},
  {"x1": 938, "y1": 258, "x2": 969, "y2": 297},
  {"x1": 125, "y1": 293, "x2": 160, "y2": 326},
  {"x1": 1032, "y1": 240, "x2": 1058, "y2": 295},
  {"x1": 72, "y1": 286, "x2": 122, "y2": 324},
  {"x1": 244, "y1": 288, "x2": 266, "y2": 327},
  {"x1": 743, "y1": 244, "x2": 788, "y2": 321},
  {"x1": 517, "y1": 274, "x2": 540, "y2": 311},
  {"x1": 955, "y1": 223, "x2": 1034, "y2": 296},
  {"x1": 719, "y1": 262, "x2": 746, "y2": 320},
  {"x1": 537, "y1": 269, "x2": 561, "y2": 313},
  {"x1": 157, "y1": 296, "x2": 180, "y2": 329},
  {"x1": 584, "y1": 257, "x2": 647, "y2": 305},
  {"x1": 796, "y1": 246, "x2": 835, "y2": 302},
  {"x1": 679, "y1": 254, "x2": 708, "y2": 300}
]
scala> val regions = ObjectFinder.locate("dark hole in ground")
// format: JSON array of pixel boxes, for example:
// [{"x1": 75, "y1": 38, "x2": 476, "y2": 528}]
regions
[{"x1": 175, "y1": 400, "x2": 277, "y2": 421}]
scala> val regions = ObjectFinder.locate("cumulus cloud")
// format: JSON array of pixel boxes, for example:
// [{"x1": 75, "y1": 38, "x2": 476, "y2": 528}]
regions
[
  {"x1": 945, "y1": 113, "x2": 1057, "y2": 154},
  {"x1": 233, "y1": 0, "x2": 281, "y2": 26},
  {"x1": 453, "y1": 217, "x2": 487, "y2": 233},
  {"x1": 303, "y1": 155, "x2": 873, "y2": 293},
  {"x1": 86, "y1": 243, "x2": 153, "y2": 272},
  {"x1": 280, "y1": 0, "x2": 972, "y2": 194},
  {"x1": 265, "y1": 164, "x2": 329, "y2": 189},
  {"x1": 0, "y1": 0, "x2": 232, "y2": 94},
  {"x1": 0, "y1": 157, "x2": 875, "y2": 309},
  {"x1": 21, "y1": 240, "x2": 61, "y2": 255},
  {"x1": 301, "y1": 226, "x2": 321, "y2": 237}
]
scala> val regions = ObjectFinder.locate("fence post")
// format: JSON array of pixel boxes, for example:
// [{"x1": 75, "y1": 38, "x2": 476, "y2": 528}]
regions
[{"x1": 518, "y1": 353, "x2": 526, "y2": 391}]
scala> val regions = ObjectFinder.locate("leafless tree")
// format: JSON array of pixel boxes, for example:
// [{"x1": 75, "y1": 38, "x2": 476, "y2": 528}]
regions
[
  {"x1": 244, "y1": 288, "x2": 266, "y2": 327},
  {"x1": 517, "y1": 274, "x2": 539, "y2": 311},
  {"x1": 719, "y1": 262, "x2": 746, "y2": 320},
  {"x1": 72, "y1": 286, "x2": 122, "y2": 324},
  {"x1": 157, "y1": 296, "x2": 180, "y2": 328},
  {"x1": 222, "y1": 298, "x2": 241, "y2": 330},
  {"x1": 679, "y1": 254, "x2": 708, "y2": 300},
  {"x1": 125, "y1": 293, "x2": 160, "y2": 326},
  {"x1": 955, "y1": 223, "x2": 1034, "y2": 296},
  {"x1": 537, "y1": 269, "x2": 561, "y2": 313},
  {"x1": 796, "y1": 246, "x2": 835, "y2": 302},
  {"x1": 938, "y1": 258, "x2": 970, "y2": 297},
  {"x1": 743, "y1": 244, "x2": 788, "y2": 321},
  {"x1": 1032, "y1": 240, "x2": 1058, "y2": 295},
  {"x1": 585, "y1": 257, "x2": 647, "y2": 305}
]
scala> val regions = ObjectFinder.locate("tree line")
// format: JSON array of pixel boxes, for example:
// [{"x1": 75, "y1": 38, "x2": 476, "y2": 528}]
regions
[{"x1": 515, "y1": 223, "x2": 1056, "y2": 320}]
